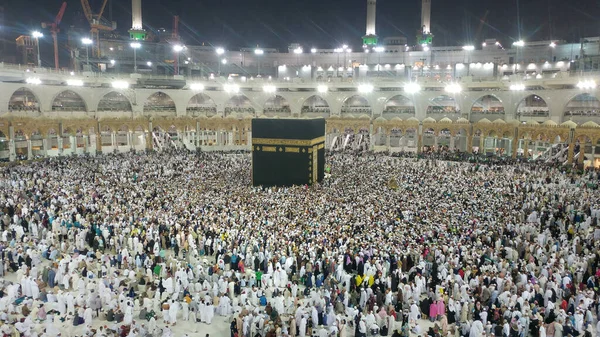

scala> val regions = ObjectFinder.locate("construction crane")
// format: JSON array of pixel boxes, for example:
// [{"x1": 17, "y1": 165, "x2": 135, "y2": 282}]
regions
[
  {"x1": 80, "y1": 0, "x2": 115, "y2": 57},
  {"x1": 41, "y1": 2, "x2": 67, "y2": 70}
]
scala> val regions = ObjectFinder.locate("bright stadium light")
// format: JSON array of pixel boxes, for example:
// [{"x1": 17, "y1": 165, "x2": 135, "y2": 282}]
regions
[
  {"x1": 26, "y1": 78, "x2": 42, "y2": 85},
  {"x1": 509, "y1": 84, "x2": 526, "y2": 91},
  {"x1": 66, "y1": 79, "x2": 84, "y2": 87},
  {"x1": 112, "y1": 81, "x2": 129, "y2": 89},
  {"x1": 404, "y1": 82, "x2": 421, "y2": 94},
  {"x1": 216, "y1": 47, "x2": 225, "y2": 55},
  {"x1": 577, "y1": 80, "x2": 596, "y2": 89},
  {"x1": 263, "y1": 85, "x2": 277, "y2": 93},
  {"x1": 317, "y1": 85, "x2": 328, "y2": 93},
  {"x1": 190, "y1": 83, "x2": 205, "y2": 91},
  {"x1": 358, "y1": 84, "x2": 374, "y2": 93},
  {"x1": 444, "y1": 83, "x2": 462, "y2": 94},
  {"x1": 462, "y1": 45, "x2": 475, "y2": 51},
  {"x1": 254, "y1": 49, "x2": 264, "y2": 55},
  {"x1": 224, "y1": 84, "x2": 240, "y2": 93},
  {"x1": 513, "y1": 40, "x2": 525, "y2": 47}
]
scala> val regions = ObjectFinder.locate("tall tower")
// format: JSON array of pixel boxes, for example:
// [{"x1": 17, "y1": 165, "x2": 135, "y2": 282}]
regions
[
  {"x1": 421, "y1": 0, "x2": 431, "y2": 34},
  {"x1": 362, "y1": 0, "x2": 378, "y2": 46},
  {"x1": 129, "y1": 0, "x2": 146, "y2": 40},
  {"x1": 417, "y1": 0, "x2": 433, "y2": 46}
]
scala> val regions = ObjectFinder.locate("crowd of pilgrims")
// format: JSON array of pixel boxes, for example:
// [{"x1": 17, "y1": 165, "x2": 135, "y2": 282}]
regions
[{"x1": 0, "y1": 150, "x2": 599, "y2": 337}]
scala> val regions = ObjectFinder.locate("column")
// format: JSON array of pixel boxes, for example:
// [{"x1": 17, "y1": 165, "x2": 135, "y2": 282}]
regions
[
  {"x1": 42, "y1": 139, "x2": 48, "y2": 157},
  {"x1": 57, "y1": 137, "x2": 63, "y2": 155},
  {"x1": 8, "y1": 140, "x2": 15, "y2": 162},
  {"x1": 450, "y1": 136, "x2": 455, "y2": 151},
  {"x1": 27, "y1": 139, "x2": 33, "y2": 160},
  {"x1": 386, "y1": 132, "x2": 391, "y2": 148},
  {"x1": 84, "y1": 136, "x2": 89, "y2": 154},
  {"x1": 147, "y1": 121, "x2": 153, "y2": 151},
  {"x1": 111, "y1": 132, "x2": 116, "y2": 148},
  {"x1": 467, "y1": 134, "x2": 473, "y2": 154},
  {"x1": 8, "y1": 126, "x2": 15, "y2": 162},
  {"x1": 96, "y1": 133, "x2": 102, "y2": 152},
  {"x1": 71, "y1": 136, "x2": 76, "y2": 153},
  {"x1": 523, "y1": 141, "x2": 529, "y2": 159},
  {"x1": 129, "y1": 131, "x2": 134, "y2": 151},
  {"x1": 479, "y1": 136, "x2": 484, "y2": 154},
  {"x1": 578, "y1": 146, "x2": 585, "y2": 165},
  {"x1": 417, "y1": 134, "x2": 423, "y2": 153},
  {"x1": 512, "y1": 138, "x2": 519, "y2": 159}
]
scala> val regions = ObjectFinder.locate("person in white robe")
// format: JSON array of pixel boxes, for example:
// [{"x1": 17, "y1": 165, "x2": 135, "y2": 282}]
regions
[
  {"x1": 218, "y1": 295, "x2": 231, "y2": 316},
  {"x1": 168, "y1": 299, "x2": 178, "y2": 325}
]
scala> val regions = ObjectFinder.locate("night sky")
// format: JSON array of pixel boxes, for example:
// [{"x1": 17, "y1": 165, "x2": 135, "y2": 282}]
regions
[{"x1": 2, "y1": 0, "x2": 600, "y2": 60}]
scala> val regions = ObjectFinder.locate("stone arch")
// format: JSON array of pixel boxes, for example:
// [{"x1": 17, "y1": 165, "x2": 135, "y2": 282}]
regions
[
  {"x1": 301, "y1": 95, "x2": 330, "y2": 117},
  {"x1": 341, "y1": 95, "x2": 371, "y2": 115},
  {"x1": 97, "y1": 92, "x2": 133, "y2": 112},
  {"x1": 187, "y1": 93, "x2": 217, "y2": 117},
  {"x1": 144, "y1": 92, "x2": 176, "y2": 115},
  {"x1": 427, "y1": 95, "x2": 460, "y2": 115},
  {"x1": 8, "y1": 87, "x2": 41, "y2": 113},
  {"x1": 516, "y1": 94, "x2": 549, "y2": 119},
  {"x1": 470, "y1": 95, "x2": 505, "y2": 115},
  {"x1": 563, "y1": 93, "x2": 600, "y2": 119},
  {"x1": 263, "y1": 95, "x2": 291, "y2": 116},
  {"x1": 225, "y1": 95, "x2": 255, "y2": 116},
  {"x1": 52, "y1": 90, "x2": 88, "y2": 112},
  {"x1": 383, "y1": 95, "x2": 415, "y2": 118}
]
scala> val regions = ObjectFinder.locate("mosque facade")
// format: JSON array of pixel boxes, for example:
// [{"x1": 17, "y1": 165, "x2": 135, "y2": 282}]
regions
[{"x1": 1, "y1": 63, "x2": 600, "y2": 166}]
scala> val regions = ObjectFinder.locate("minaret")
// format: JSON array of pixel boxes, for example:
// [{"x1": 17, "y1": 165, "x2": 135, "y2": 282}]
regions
[
  {"x1": 129, "y1": 0, "x2": 146, "y2": 40},
  {"x1": 362, "y1": 0, "x2": 378, "y2": 46},
  {"x1": 421, "y1": 0, "x2": 431, "y2": 34}
]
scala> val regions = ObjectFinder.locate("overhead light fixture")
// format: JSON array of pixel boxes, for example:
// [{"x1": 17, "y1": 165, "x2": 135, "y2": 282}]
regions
[
  {"x1": 254, "y1": 49, "x2": 264, "y2": 55},
  {"x1": 513, "y1": 40, "x2": 525, "y2": 47},
  {"x1": 81, "y1": 38, "x2": 93, "y2": 45},
  {"x1": 147, "y1": 61, "x2": 152, "y2": 66},
  {"x1": 173, "y1": 45, "x2": 184, "y2": 52},
  {"x1": 66, "y1": 79, "x2": 84, "y2": 87},
  {"x1": 462, "y1": 45, "x2": 475, "y2": 51},
  {"x1": 549, "y1": 42, "x2": 556, "y2": 48},
  {"x1": 112, "y1": 81, "x2": 129, "y2": 89},
  {"x1": 404, "y1": 82, "x2": 421, "y2": 94},
  {"x1": 509, "y1": 84, "x2": 526, "y2": 91},
  {"x1": 311, "y1": 48, "x2": 317, "y2": 53},
  {"x1": 130, "y1": 42, "x2": 141, "y2": 49},
  {"x1": 110, "y1": 59, "x2": 115, "y2": 65},
  {"x1": 293, "y1": 47, "x2": 303, "y2": 54},
  {"x1": 373, "y1": 46, "x2": 385, "y2": 52},
  {"x1": 317, "y1": 85, "x2": 328, "y2": 93},
  {"x1": 263, "y1": 85, "x2": 276, "y2": 93},
  {"x1": 216, "y1": 47, "x2": 225, "y2": 55},
  {"x1": 190, "y1": 83, "x2": 204, "y2": 91}
]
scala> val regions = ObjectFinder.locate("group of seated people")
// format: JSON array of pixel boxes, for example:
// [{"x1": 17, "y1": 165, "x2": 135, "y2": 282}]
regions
[
  {"x1": 8, "y1": 104, "x2": 40, "y2": 112},
  {"x1": 564, "y1": 110, "x2": 600, "y2": 116}
]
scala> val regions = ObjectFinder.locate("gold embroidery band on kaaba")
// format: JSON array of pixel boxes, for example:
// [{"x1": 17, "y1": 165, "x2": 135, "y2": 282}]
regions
[
  {"x1": 252, "y1": 136, "x2": 325, "y2": 147},
  {"x1": 285, "y1": 147, "x2": 300, "y2": 153},
  {"x1": 262, "y1": 146, "x2": 277, "y2": 152}
]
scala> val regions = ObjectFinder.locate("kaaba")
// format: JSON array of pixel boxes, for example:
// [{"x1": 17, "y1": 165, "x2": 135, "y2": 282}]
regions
[{"x1": 252, "y1": 118, "x2": 325, "y2": 187}]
